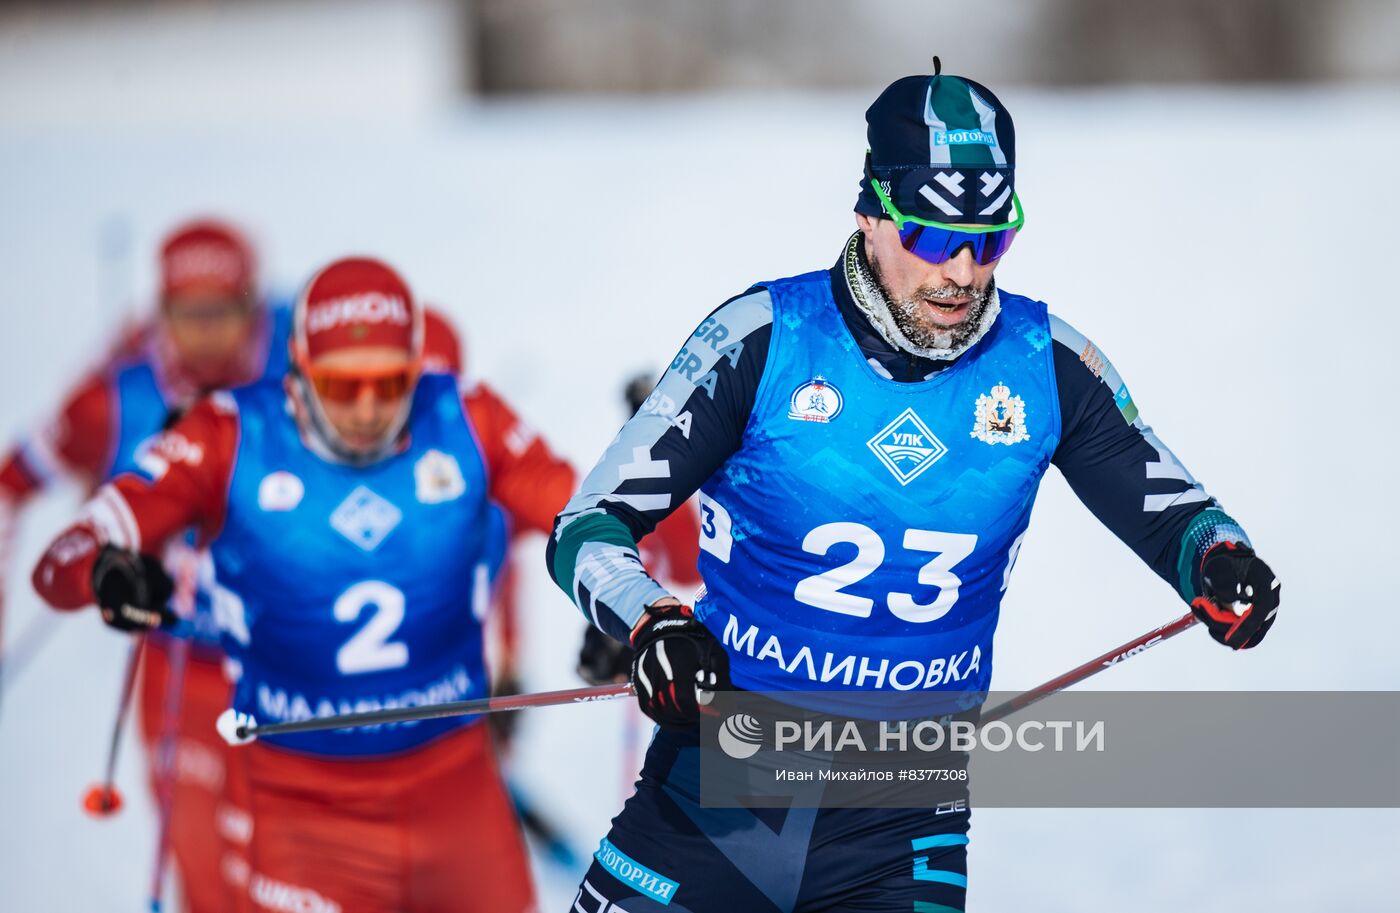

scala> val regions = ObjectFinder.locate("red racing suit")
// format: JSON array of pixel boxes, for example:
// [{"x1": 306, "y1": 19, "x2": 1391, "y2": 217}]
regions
[
  {"x1": 3, "y1": 313, "x2": 282, "y2": 913},
  {"x1": 33, "y1": 370, "x2": 574, "y2": 913}
]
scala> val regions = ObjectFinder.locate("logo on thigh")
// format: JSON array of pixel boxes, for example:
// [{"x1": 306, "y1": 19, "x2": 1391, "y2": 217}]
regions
[{"x1": 592, "y1": 838, "x2": 681, "y2": 906}]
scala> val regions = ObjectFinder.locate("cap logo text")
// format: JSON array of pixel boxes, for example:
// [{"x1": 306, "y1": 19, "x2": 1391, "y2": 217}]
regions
[
  {"x1": 307, "y1": 293, "x2": 410, "y2": 334},
  {"x1": 934, "y1": 129, "x2": 997, "y2": 147}
]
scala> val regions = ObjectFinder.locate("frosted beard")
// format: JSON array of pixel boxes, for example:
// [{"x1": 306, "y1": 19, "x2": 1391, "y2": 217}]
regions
[{"x1": 850, "y1": 236, "x2": 1001, "y2": 362}]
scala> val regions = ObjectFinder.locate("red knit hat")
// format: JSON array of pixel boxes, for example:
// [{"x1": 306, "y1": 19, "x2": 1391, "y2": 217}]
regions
[
  {"x1": 294, "y1": 257, "x2": 422, "y2": 365},
  {"x1": 421, "y1": 307, "x2": 463, "y2": 375},
  {"x1": 159, "y1": 219, "x2": 255, "y2": 299}
]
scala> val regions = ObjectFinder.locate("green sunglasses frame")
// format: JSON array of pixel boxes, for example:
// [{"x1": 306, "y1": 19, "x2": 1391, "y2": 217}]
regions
[{"x1": 869, "y1": 177, "x2": 1026, "y2": 234}]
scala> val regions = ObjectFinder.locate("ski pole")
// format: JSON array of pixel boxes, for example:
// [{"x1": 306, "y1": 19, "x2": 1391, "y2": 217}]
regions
[
  {"x1": 148, "y1": 540, "x2": 204, "y2": 912},
  {"x1": 981, "y1": 610, "x2": 1199, "y2": 724},
  {"x1": 218, "y1": 612, "x2": 1203, "y2": 745},
  {"x1": 0, "y1": 610, "x2": 62, "y2": 705},
  {"x1": 146, "y1": 634, "x2": 190, "y2": 913},
  {"x1": 510, "y1": 782, "x2": 581, "y2": 870},
  {"x1": 218, "y1": 680, "x2": 635, "y2": 745},
  {"x1": 83, "y1": 636, "x2": 148, "y2": 816},
  {"x1": 2, "y1": 612, "x2": 191, "y2": 726}
]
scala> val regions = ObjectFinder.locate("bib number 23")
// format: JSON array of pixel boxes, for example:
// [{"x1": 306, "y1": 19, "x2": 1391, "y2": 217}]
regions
[{"x1": 794, "y1": 522, "x2": 978, "y2": 623}]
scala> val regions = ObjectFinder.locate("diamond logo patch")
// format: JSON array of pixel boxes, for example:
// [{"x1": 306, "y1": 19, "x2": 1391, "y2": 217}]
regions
[
  {"x1": 866, "y1": 408, "x2": 948, "y2": 486},
  {"x1": 330, "y1": 485, "x2": 402, "y2": 552}
]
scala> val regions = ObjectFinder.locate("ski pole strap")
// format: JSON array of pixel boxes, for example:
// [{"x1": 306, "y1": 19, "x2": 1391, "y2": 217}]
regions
[{"x1": 233, "y1": 681, "x2": 635, "y2": 742}]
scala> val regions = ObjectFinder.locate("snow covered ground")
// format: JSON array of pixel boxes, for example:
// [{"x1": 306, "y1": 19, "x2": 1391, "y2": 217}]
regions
[{"x1": 2, "y1": 85, "x2": 1398, "y2": 911}]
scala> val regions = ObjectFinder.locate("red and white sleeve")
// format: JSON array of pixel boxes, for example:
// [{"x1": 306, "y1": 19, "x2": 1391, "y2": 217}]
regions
[
  {"x1": 463, "y1": 382, "x2": 576, "y2": 536},
  {"x1": 31, "y1": 394, "x2": 239, "y2": 611},
  {"x1": 2, "y1": 373, "x2": 116, "y2": 503}
]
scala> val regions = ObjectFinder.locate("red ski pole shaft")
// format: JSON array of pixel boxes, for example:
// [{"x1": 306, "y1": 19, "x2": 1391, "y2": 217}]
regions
[
  {"x1": 147, "y1": 635, "x2": 189, "y2": 912},
  {"x1": 227, "y1": 613, "x2": 1200, "y2": 742},
  {"x1": 227, "y1": 681, "x2": 635, "y2": 743},
  {"x1": 982, "y1": 611, "x2": 1199, "y2": 724},
  {"x1": 83, "y1": 635, "x2": 147, "y2": 815},
  {"x1": 147, "y1": 546, "x2": 201, "y2": 912}
]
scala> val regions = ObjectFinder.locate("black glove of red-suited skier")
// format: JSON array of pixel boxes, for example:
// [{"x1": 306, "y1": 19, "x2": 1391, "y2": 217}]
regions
[
  {"x1": 629, "y1": 600, "x2": 730, "y2": 729},
  {"x1": 578, "y1": 625, "x2": 634, "y2": 685},
  {"x1": 1190, "y1": 542, "x2": 1279, "y2": 650},
  {"x1": 91, "y1": 545, "x2": 176, "y2": 633}
]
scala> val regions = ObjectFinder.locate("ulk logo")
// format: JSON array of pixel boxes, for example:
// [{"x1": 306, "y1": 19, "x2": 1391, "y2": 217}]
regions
[
  {"x1": 867, "y1": 408, "x2": 948, "y2": 485},
  {"x1": 717, "y1": 713, "x2": 764, "y2": 759}
]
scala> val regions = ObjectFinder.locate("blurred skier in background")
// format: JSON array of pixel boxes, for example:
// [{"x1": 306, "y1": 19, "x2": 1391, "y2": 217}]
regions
[
  {"x1": 33, "y1": 255, "x2": 574, "y2": 913},
  {"x1": 2, "y1": 218, "x2": 287, "y2": 913}
]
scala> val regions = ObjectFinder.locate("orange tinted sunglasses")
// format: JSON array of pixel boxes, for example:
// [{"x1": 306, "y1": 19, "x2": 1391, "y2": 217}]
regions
[{"x1": 307, "y1": 365, "x2": 417, "y2": 403}]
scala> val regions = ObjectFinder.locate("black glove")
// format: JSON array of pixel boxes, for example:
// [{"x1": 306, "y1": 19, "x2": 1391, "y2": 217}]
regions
[
  {"x1": 623, "y1": 372, "x2": 656, "y2": 414},
  {"x1": 629, "y1": 601, "x2": 730, "y2": 729},
  {"x1": 578, "y1": 626, "x2": 634, "y2": 685},
  {"x1": 488, "y1": 672, "x2": 523, "y2": 751},
  {"x1": 1190, "y1": 542, "x2": 1279, "y2": 650},
  {"x1": 91, "y1": 545, "x2": 176, "y2": 633}
]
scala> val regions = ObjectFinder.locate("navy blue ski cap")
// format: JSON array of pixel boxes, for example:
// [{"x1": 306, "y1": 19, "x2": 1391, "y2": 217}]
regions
[{"x1": 856, "y1": 60, "x2": 1017, "y2": 226}]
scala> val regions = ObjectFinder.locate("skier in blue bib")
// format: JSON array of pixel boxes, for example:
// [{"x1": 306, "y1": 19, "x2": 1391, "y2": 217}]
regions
[{"x1": 549, "y1": 62, "x2": 1280, "y2": 913}]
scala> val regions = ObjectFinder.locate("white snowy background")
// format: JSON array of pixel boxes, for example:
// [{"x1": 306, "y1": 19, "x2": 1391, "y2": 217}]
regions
[{"x1": 2, "y1": 3, "x2": 1398, "y2": 911}]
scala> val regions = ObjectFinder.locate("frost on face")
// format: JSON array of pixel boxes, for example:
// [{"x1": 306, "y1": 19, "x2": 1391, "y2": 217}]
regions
[
  {"x1": 887, "y1": 282, "x2": 993, "y2": 353},
  {"x1": 862, "y1": 249, "x2": 995, "y2": 356}
]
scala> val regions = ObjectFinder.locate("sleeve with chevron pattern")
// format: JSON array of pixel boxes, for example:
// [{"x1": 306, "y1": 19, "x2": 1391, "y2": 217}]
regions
[
  {"x1": 547, "y1": 289, "x2": 774, "y2": 642},
  {"x1": 1047, "y1": 314, "x2": 1250, "y2": 602}
]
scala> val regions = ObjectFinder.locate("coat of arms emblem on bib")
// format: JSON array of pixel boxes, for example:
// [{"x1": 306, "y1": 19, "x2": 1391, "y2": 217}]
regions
[{"x1": 971, "y1": 383, "x2": 1030, "y2": 445}]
